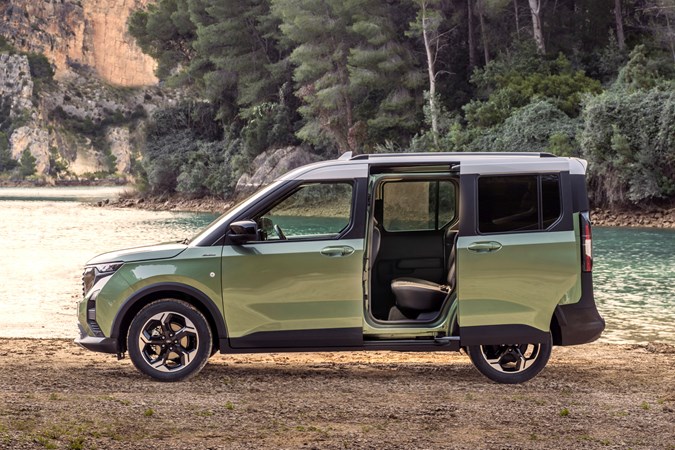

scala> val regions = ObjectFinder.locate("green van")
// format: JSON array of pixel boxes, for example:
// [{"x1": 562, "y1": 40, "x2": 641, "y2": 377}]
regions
[{"x1": 76, "y1": 152, "x2": 604, "y2": 383}]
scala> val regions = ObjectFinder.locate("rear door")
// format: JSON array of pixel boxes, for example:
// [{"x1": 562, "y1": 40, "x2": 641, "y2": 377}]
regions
[{"x1": 456, "y1": 161, "x2": 581, "y2": 345}]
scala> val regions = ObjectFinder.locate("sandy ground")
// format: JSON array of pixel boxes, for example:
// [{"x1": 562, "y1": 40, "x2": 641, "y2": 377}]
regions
[{"x1": 0, "y1": 340, "x2": 673, "y2": 450}]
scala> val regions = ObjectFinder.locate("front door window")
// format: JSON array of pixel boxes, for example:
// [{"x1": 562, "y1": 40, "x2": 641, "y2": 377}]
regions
[{"x1": 259, "y1": 182, "x2": 353, "y2": 240}]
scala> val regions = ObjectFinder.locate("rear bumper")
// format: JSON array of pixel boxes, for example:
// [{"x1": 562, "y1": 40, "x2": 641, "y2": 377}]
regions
[
  {"x1": 554, "y1": 272, "x2": 605, "y2": 346},
  {"x1": 75, "y1": 324, "x2": 118, "y2": 354}
]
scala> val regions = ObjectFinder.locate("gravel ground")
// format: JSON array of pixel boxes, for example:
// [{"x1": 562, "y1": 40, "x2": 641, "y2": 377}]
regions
[{"x1": 0, "y1": 339, "x2": 673, "y2": 449}]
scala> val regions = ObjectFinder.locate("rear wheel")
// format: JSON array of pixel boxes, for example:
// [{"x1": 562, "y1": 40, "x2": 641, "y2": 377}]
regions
[
  {"x1": 467, "y1": 335, "x2": 552, "y2": 384},
  {"x1": 127, "y1": 299, "x2": 212, "y2": 382}
]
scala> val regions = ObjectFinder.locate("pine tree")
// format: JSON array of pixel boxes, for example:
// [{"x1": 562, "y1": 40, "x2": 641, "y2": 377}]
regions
[
  {"x1": 273, "y1": 0, "x2": 422, "y2": 154},
  {"x1": 190, "y1": 0, "x2": 288, "y2": 117}
]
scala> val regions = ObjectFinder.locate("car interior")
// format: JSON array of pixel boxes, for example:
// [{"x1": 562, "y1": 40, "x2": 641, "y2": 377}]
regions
[{"x1": 367, "y1": 174, "x2": 459, "y2": 323}]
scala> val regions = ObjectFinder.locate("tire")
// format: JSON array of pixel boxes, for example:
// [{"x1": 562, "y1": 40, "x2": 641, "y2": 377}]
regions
[
  {"x1": 467, "y1": 334, "x2": 552, "y2": 384},
  {"x1": 127, "y1": 299, "x2": 212, "y2": 382}
]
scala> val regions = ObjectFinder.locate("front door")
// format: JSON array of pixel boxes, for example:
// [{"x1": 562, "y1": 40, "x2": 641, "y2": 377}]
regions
[
  {"x1": 221, "y1": 181, "x2": 365, "y2": 348},
  {"x1": 457, "y1": 168, "x2": 581, "y2": 345}
]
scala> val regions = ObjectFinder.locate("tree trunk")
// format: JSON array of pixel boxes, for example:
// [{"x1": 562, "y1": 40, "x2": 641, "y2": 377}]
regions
[
  {"x1": 421, "y1": 2, "x2": 439, "y2": 145},
  {"x1": 667, "y1": 13, "x2": 675, "y2": 64},
  {"x1": 528, "y1": 0, "x2": 545, "y2": 54},
  {"x1": 514, "y1": 0, "x2": 521, "y2": 39},
  {"x1": 478, "y1": 0, "x2": 490, "y2": 64},
  {"x1": 614, "y1": 0, "x2": 625, "y2": 50},
  {"x1": 468, "y1": 0, "x2": 477, "y2": 70}
]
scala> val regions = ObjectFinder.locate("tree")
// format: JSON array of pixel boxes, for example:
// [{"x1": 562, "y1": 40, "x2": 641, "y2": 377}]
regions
[
  {"x1": 615, "y1": 0, "x2": 626, "y2": 50},
  {"x1": 274, "y1": 0, "x2": 421, "y2": 154},
  {"x1": 128, "y1": 0, "x2": 197, "y2": 80},
  {"x1": 19, "y1": 149, "x2": 36, "y2": 178},
  {"x1": 476, "y1": 0, "x2": 490, "y2": 64},
  {"x1": 644, "y1": 0, "x2": 675, "y2": 63},
  {"x1": 190, "y1": 0, "x2": 288, "y2": 115},
  {"x1": 528, "y1": 0, "x2": 545, "y2": 54},
  {"x1": 408, "y1": 0, "x2": 451, "y2": 145}
]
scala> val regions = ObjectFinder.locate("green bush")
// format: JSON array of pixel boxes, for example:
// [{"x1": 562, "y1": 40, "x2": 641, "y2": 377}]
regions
[
  {"x1": 0, "y1": 132, "x2": 18, "y2": 173},
  {"x1": 19, "y1": 149, "x2": 36, "y2": 177},
  {"x1": 465, "y1": 46, "x2": 601, "y2": 128},
  {"x1": 580, "y1": 87, "x2": 675, "y2": 205},
  {"x1": 468, "y1": 101, "x2": 582, "y2": 154},
  {"x1": 141, "y1": 101, "x2": 241, "y2": 197}
]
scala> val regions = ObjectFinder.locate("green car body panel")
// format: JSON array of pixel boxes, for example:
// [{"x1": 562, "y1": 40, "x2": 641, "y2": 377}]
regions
[
  {"x1": 456, "y1": 230, "x2": 581, "y2": 332},
  {"x1": 221, "y1": 239, "x2": 364, "y2": 339},
  {"x1": 75, "y1": 152, "x2": 604, "y2": 383}
]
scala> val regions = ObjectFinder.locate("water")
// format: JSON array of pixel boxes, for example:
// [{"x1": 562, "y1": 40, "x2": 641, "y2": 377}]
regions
[
  {"x1": 0, "y1": 187, "x2": 672, "y2": 343},
  {"x1": 593, "y1": 228, "x2": 675, "y2": 344},
  {"x1": 0, "y1": 187, "x2": 218, "y2": 339}
]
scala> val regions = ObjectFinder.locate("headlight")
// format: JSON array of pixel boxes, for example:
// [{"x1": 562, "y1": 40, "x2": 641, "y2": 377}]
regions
[{"x1": 82, "y1": 262, "x2": 123, "y2": 296}]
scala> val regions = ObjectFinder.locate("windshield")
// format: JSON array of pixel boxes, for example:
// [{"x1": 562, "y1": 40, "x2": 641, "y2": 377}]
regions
[{"x1": 188, "y1": 180, "x2": 285, "y2": 246}]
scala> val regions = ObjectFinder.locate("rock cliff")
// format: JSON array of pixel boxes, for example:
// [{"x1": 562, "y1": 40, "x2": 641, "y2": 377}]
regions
[
  {"x1": 0, "y1": 0, "x2": 157, "y2": 87},
  {"x1": 0, "y1": 0, "x2": 186, "y2": 181}
]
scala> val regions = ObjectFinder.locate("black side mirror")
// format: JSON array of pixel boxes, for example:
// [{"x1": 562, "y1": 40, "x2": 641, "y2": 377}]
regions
[{"x1": 228, "y1": 220, "x2": 258, "y2": 244}]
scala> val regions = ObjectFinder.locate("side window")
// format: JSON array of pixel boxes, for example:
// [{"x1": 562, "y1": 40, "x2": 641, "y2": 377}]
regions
[
  {"x1": 478, "y1": 174, "x2": 561, "y2": 233},
  {"x1": 541, "y1": 174, "x2": 562, "y2": 228},
  {"x1": 382, "y1": 180, "x2": 456, "y2": 232},
  {"x1": 259, "y1": 182, "x2": 353, "y2": 240}
]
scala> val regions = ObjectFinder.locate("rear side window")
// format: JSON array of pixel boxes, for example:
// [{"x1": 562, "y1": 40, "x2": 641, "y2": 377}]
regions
[
  {"x1": 478, "y1": 174, "x2": 561, "y2": 233},
  {"x1": 382, "y1": 180, "x2": 456, "y2": 232}
]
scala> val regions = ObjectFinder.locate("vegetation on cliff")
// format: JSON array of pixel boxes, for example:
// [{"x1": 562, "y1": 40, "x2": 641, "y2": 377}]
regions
[{"x1": 122, "y1": 0, "x2": 674, "y2": 209}]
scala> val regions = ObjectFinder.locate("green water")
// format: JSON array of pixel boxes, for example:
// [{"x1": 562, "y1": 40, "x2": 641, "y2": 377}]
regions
[
  {"x1": 593, "y1": 227, "x2": 674, "y2": 343},
  {"x1": 0, "y1": 187, "x2": 672, "y2": 343}
]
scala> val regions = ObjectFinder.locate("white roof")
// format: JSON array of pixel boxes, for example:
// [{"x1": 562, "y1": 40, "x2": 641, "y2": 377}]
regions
[{"x1": 280, "y1": 152, "x2": 587, "y2": 180}]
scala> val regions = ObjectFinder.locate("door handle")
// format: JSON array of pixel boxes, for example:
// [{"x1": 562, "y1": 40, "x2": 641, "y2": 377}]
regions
[
  {"x1": 320, "y1": 246, "x2": 355, "y2": 257},
  {"x1": 467, "y1": 241, "x2": 503, "y2": 253}
]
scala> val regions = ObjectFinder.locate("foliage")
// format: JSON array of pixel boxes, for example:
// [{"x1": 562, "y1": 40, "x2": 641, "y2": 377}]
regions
[
  {"x1": 0, "y1": 132, "x2": 18, "y2": 172},
  {"x1": 27, "y1": 53, "x2": 55, "y2": 95},
  {"x1": 468, "y1": 101, "x2": 582, "y2": 153},
  {"x1": 128, "y1": 0, "x2": 196, "y2": 80},
  {"x1": 465, "y1": 47, "x2": 602, "y2": 128},
  {"x1": 580, "y1": 86, "x2": 675, "y2": 205},
  {"x1": 0, "y1": 36, "x2": 17, "y2": 53},
  {"x1": 126, "y1": 0, "x2": 675, "y2": 205},
  {"x1": 141, "y1": 101, "x2": 241, "y2": 197},
  {"x1": 19, "y1": 149, "x2": 36, "y2": 177}
]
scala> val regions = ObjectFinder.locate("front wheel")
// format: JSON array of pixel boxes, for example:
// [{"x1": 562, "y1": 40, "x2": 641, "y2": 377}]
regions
[
  {"x1": 467, "y1": 335, "x2": 552, "y2": 384},
  {"x1": 127, "y1": 299, "x2": 212, "y2": 382}
]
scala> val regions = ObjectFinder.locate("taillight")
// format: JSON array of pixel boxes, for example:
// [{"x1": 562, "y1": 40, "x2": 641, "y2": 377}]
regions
[{"x1": 581, "y1": 212, "x2": 593, "y2": 272}]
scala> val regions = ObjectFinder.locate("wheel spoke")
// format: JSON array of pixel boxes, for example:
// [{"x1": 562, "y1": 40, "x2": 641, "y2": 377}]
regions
[
  {"x1": 138, "y1": 309, "x2": 200, "y2": 373},
  {"x1": 176, "y1": 346, "x2": 198, "y2": 367},
  {"x1": 173, "y1": 324, "x2": 197, "y2": 342},
  {"x1": 514, "y1": 347, "x2": 529, "y2": 371},
  {"x1": 480, "y1": 344, "x2": 541, "y2": 373}
]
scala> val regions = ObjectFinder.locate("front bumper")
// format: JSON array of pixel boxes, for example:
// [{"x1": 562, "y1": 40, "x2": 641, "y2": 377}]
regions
[{"x1": 75, "y1": 324, "x2": 118, "y2": 354}]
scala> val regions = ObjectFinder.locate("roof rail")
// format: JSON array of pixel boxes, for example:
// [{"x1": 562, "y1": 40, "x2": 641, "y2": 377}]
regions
[{"x1": 348, "y1": 152, "x2": 557, "y2": 160}]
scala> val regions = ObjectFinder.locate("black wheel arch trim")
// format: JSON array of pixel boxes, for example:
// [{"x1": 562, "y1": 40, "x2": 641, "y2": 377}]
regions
[{"x1": 110, "y1": 282, "x2": 227, "y2": 351}]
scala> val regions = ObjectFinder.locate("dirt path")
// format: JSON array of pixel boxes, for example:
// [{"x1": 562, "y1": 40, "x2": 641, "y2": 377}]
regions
[{"x1": 0, "y1": 340, "x2": 673, "y2": 449}]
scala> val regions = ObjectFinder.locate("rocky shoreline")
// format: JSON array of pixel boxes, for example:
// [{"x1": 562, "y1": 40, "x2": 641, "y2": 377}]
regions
[
  {"x1": 591, "y1": 207, "x2": 675, "y2": 229},
  {"x1": 99, "y1": 193, "x2": 675, "y2": 229}
]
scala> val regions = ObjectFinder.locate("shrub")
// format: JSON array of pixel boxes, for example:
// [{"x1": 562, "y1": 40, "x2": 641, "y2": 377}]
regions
[
  {"x1": 465, "y1": 46, "x2": 601, "y2": 128},
  {"x1": 19, "y1": 149, "x2": 36, "y2": 177},
  {"x1": 580, "y1": 87, "x2": 675, "y2": 205}
]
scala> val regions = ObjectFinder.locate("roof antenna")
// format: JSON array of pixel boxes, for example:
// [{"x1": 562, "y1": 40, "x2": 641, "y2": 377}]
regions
[{"x1": 338, "y1": 151, "x2": 353, "y2": 160}]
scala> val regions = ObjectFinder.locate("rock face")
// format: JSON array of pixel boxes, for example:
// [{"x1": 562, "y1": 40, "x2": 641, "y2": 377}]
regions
[
  {"x1": 9, "y1": 126, "x2": 50, "y2": 174},
  {"x1": 235, "y1": 147, "x2": 320, "y2": 198},
  {"x1": 106, "y1": 127, "x2": 132, "y2": 174},
  {"x1": 0, "y1": 53, "x2": 34, "y2": 117},
  {"x1": 0, "y1": 0, "x2": 157, "y2": 87}
]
